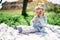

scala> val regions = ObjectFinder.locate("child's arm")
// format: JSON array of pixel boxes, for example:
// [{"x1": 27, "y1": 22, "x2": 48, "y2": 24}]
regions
[
  {"x1": 30, "y1": 15, "x2": 37, "y2": 26},
  {"x1": 42, "y1": 15, "x2": 47, "y2": 27},
  {"x1": 32, "y1": 15, "x2": 37, "y2": 22},
  {"x1": 44, "y1": 15, "x2": 47, "y2": 24}
]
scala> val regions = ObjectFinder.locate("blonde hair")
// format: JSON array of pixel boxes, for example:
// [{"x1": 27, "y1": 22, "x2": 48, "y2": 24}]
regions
[{"x1": 34, "y1": 3, "x2": 45, "y2": 11}]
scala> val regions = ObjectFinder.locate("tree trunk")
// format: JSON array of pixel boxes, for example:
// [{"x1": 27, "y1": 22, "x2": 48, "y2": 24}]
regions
[{"x1": 22, "y1": 0, "x2": 28, "y2": 17}]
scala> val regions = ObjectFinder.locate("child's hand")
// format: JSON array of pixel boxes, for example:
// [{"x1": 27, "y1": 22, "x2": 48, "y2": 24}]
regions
[{"x1": 32, "y1": 15, "x2": 37, "y2": 22}]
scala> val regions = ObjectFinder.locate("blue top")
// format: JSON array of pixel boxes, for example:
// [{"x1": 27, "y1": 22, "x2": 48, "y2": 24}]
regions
[{"x1": 30, "y1": 15, "x2": 47, "y2": 32}]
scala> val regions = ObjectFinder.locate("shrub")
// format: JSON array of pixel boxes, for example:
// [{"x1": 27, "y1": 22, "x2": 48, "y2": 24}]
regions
[
  {"x1": 0, "y1": 11, "x2": 60, "y2": 27},
  {"x1": 46, "y1": 5, "x2": 60, "y2": 13},
  {"x1": 47, "y1": 12, "x2": 60, "y2": 26}
]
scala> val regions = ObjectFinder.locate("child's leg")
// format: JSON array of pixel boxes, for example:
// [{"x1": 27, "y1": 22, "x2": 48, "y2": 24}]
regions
[
  {"x1": 21, "y1": 26, "x2": 38, "y2": 33},
  {"x1": 14, "y1": 26, "x2": 38, "y2": 33}
]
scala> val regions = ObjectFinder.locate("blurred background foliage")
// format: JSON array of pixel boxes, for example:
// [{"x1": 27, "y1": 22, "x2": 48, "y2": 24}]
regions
[
  {"x1": 0, "y1": 11, "x2": 60, "y2": 27},
  {"x1": 46, "y1": 4, "x2": 60, "y2": 13}
]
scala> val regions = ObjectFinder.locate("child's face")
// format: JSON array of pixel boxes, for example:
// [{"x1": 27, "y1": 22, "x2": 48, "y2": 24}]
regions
[{"x1": 35, "y1": 8, "x2": 44, "y2": 16}]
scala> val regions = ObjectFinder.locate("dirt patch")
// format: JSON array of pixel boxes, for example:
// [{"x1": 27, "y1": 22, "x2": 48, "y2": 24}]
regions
[{"x1": 0, "y1": 9, "x2": 22, "y2": 12}]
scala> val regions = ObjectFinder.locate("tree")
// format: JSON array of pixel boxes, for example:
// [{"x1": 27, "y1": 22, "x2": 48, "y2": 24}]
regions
[
  {"x1": 22, "y1": 0, "x2": 28, "y2": 17},
  {"x1": 22, "y1": 0, "x2": 47, "y2": 17}
]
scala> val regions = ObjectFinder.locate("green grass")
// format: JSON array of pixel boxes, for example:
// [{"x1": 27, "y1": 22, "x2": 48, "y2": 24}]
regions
[
  {"x1": 0, "y1": 11, "x2": 34, "y2": 27},
  {"x1": 0, "y1": 11, "x2": 60, "y2": 27},
  {"x1": 46, "y1": 12, "x2": 60, "y2": 26}
]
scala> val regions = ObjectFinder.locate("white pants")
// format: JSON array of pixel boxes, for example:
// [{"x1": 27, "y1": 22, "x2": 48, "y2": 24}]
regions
[{"x1": 16, "y1": 25, "x2": 45, "y2": 34}]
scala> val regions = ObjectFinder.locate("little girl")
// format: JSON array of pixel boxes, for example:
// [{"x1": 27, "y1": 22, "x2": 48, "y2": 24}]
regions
[
  {"x1": 14, "y1": 3, "x2": 47, "y2": 33},
  {"x1": 30, "y1": 5, "x2": 47, "y2": 32}
]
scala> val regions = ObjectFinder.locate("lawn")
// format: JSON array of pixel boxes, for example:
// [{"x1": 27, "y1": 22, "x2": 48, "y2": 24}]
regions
[{"x1": 0, "y1": 11, "x2": 60, "y2": 27}]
